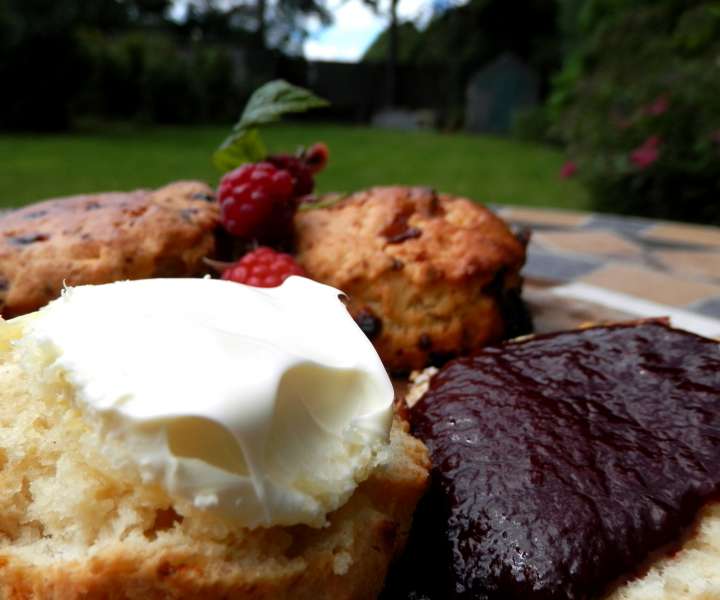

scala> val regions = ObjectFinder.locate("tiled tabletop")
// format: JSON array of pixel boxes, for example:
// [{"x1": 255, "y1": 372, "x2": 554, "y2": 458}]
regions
[{"x1": 496, "y1": 206, "x2": 720, "y2": 320}]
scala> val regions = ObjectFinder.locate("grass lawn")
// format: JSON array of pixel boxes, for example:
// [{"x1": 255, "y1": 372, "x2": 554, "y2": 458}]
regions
[{"x1": 0, "y1": 123, "x2": 589, "y2": 210}]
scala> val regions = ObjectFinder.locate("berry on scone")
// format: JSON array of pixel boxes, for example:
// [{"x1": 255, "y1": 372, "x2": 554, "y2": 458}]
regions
[
  {"x1": 221, "y1": 247, "x2": 306, "y2": 288},
  {"x1": 266, "y1": 154, "x2": 315, "y2": 197},
  {"x1": 217, "y1": 142, "x2": 330, "y2": 245},
  {"x1": 218, "y1": 162, "x2": 294, "y2": 238},
  {"x1": 304, "y1": 143, "x2": 330, "y2": 175}
]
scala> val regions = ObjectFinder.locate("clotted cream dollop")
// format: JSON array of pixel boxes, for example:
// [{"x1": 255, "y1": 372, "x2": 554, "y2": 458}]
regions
[{"x1": 25, "y1": 277, "x2": 393, "y2": 528}]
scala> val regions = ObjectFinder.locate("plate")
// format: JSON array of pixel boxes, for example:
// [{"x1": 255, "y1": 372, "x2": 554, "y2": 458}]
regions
[{"x1": 526, "y1": 281, "x2": 720, "y2": 339}]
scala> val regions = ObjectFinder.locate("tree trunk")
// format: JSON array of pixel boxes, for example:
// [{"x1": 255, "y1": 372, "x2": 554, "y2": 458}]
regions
[
  {"x1": 386, "y1": 0, "x2": 398, "y2": 107},
  {"x1": 256, "y1": 0, "x2": 267, "y2": 48}
]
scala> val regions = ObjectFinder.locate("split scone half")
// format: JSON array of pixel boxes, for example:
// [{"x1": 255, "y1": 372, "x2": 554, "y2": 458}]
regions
[{"x1": 0, "y1": 279, "x2": 429, "y2": 599}]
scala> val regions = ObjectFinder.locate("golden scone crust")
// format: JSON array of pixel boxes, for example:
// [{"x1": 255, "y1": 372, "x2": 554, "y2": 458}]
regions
[
  {"x1": 0, "y1": 419, "x2": 429, "y2": 600},
  {"x1": 0, "y1": 181, "x2": 219, "y2": 317},
  {"x1": 295, "y1": 186, "x2": 528, "y2": 372}
]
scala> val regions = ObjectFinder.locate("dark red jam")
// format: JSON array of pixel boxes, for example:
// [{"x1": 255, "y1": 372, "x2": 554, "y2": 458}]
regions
[{"x1": 403, "y1": 322, "x2": 720, "y2": 600}]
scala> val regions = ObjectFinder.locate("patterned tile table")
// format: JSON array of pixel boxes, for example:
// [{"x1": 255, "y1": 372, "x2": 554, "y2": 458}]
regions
[
  {"x1": 495, "y1": 207, "x2": 720, "y2": 319},
  {"x1": 488, "y1": 206, "x2": 720, "y2": 339}
]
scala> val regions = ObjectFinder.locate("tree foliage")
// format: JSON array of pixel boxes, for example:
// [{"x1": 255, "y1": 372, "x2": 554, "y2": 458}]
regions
[
  {"x1": 0, "y1": 0, "x2": 332, "y2": 130},
  {"x1": 363, "y1": 0, "x2": 561, "y2": 109},
  {"x1": 362, "y1": 22, "x2": 421, "y2": 64},
  {"x1": 364, "y1": 0, "x2": 559, "y2": 75},
  {"x1": 179, "y1": 0, "x2": 331, "y2": 53},
  {"x1": 551, "y1": 0, "x2": 720, "y2": 224},
  {"x1": 0, "y1": 0, "x2": 179, "y2": 130}
]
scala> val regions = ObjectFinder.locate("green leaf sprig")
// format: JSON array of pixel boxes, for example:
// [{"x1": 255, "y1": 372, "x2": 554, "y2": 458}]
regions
[{"x1": 213, "y1": 80, "x2": 329, "y2": 173}]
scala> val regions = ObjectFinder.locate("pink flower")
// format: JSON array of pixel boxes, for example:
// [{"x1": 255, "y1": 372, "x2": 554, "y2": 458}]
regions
[
  {"x1": 644, "y1": 95, "x2": 670, "y2": 117},
  {"x1": 630, "y1": 136, "x2": 661, "y2": 169},
  {"x1": 560, "y1": 160, "x2": 578, "y2": 179}
]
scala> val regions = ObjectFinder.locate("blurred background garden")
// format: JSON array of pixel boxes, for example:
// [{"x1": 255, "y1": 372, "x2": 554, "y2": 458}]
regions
[{"x1": 1, "y1": 0, "x2": 718, "y2": 224}]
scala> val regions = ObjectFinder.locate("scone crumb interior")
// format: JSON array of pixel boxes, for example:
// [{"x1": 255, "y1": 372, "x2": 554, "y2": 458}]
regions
[{"x1": 0, "y1": 319, "x2": 430, "y2": 598}]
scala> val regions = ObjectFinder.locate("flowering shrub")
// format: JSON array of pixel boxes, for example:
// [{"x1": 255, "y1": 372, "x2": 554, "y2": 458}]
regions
[
  {"x1": 629, "y1": 136, "x2": 661, "y2": 170},
  {"x1": 551, "y1": 1, "x2": 720, "y2": 225}
]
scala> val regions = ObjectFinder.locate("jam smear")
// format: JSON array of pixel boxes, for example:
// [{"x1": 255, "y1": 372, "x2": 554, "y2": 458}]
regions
[{"x1": 406, "y1": 322, "x2": 720, "y2": 600}]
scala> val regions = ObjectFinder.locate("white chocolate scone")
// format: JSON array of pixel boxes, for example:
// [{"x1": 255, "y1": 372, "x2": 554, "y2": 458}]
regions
[{"x1": 0, "y1": 314, "x2": 429, "y2": 598}]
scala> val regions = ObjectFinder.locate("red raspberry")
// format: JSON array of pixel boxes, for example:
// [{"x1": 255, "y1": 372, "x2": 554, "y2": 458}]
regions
[
  {"x1": 218, "y1": 162, "x2": 294, "y2": 237},
  {"x1": 221, "y1": 247, "x2": 306, "y2": 288},
  {"x1": 304, "y1": 142, "x2": 329, "y2": 174},
  {"x1": 266, "y1": 154, "x2": 315, "y2": 197}
]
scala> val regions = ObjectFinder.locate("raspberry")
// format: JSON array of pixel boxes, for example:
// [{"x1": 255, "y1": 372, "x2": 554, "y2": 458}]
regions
[
  {"x1": 221, "y1": 247, "x2": 306, "y2": 288},
  {"x1": 218, "y1": 162, "x2": 294, "y2": 238},
  {"x1": 304, "y1": 142, "x2": 330, "y2": 174},
  {"x1": 267, "y1": 154, "x2": 315, "y2": 197}
]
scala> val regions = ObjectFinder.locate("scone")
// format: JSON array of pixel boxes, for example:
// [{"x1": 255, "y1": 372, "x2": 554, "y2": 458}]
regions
[
  {"x1": 0, "y1": 181, "x2": 219, "y2": 317},
  {"x1": 295, "y1": 186, "x2": 530, "y2": 373},
  {"x1": 0, "y1": 277, "x2": 429, "y2": 599}
]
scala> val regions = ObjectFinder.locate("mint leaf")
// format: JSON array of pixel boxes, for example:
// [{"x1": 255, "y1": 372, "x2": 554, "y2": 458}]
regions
[
  {"x1": 213, "y1": 128, "x2": 267, "y2": 173},
  {"x1": 239, "y1": 80, "x2": 329, "y2": 129},
  {"x1": 213, "y1": 80, "x2": 329, "y2": 172}
]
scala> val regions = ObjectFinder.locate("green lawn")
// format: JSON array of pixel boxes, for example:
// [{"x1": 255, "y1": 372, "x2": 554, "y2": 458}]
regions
[{"x1": 0, "y1": 123, "x2": 588, "y2": 210}]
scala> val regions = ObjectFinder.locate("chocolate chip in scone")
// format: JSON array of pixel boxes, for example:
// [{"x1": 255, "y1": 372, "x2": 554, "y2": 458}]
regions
[
  {"x1": 390, "y1": 257, "x2": 405, "y2": 271},
  {"x1": 23, "y1": 210, "x2": 47, "y2": 220},
  {"x1": 180, "y1": 208, "x2": 199, "y2": 223},
  {"x1": 386, "y1": 226, "x2": 422, "y2": 244},
  {"x1": 84, "y1": 201, "x2": 102, "y2": 211},
  {"x1": 355, "y1": 308, "x2": 383, "y2": 340},
  {"x1": 418, "y1": 334, "x2": 432, "y2": 351},
  {"x1": 9, "y1": 233, "x2": 49, "y2": 246},
  {"x1": 192, "y1": 192, "x2": 215, "y2": 203},
  {"x1": 382, "y1": 205, "x2": 423, "y2": 244},
  {"x1": 0, "y1": 277, "x2": 8, "y2": 292},
  {"x1": 382, "y1": 202, "x2": 423, "y2": 243}
]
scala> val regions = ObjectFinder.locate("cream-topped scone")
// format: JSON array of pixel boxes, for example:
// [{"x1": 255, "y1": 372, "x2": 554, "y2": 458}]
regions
[{"x1": 0, "y1": 278, "x2": 429, "y2": 599}]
